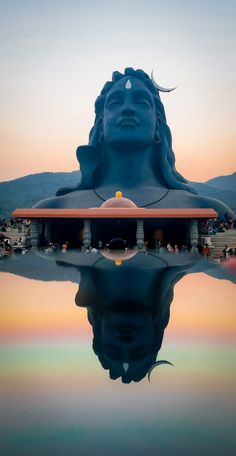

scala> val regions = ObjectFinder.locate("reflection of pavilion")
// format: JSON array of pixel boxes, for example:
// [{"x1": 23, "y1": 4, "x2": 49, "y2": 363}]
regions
[{"x1": 13, "y1": 193, "x2": 217, "y2": 249}]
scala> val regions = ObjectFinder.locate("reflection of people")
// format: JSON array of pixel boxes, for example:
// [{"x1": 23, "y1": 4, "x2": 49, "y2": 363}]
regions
[
  {"x1": 167, "y1": 242, "x2": 173, "y2": 252},
  {"x1": 74, "y1": 252, "x2": 195, "y2": 383},
  {"x1": 34, "y1": 68, "x2": 235, "y2": 219},
  {"x1": 61, "y1": 241, "x2": 68, "y2": 253}
]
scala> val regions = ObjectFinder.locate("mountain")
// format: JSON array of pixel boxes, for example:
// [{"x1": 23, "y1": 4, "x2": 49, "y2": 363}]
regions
[
  {"x1": 0, "y1": 170, "x2": 235, "y2": 219},
  {"x1": 0, "y1": 171, "x2": 81, "y2": 218},
  {"x1": 205, "y1": 172, "x2": 236, "y2": 191},
  {"x1": 190, "y1": 182, "x2": 236, "y2": 214}
]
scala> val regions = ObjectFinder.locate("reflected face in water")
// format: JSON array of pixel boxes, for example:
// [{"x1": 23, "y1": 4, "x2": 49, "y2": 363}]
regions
[
  {"x1": 103, "y1": 77, "x2": 157, "y2": 149},
  {"x1": 101, "y1": 310, "x2": 154, "y2": 376}
]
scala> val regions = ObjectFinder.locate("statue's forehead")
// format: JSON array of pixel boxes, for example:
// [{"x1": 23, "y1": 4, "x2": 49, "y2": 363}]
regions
[{"x1": 108, "y1": 76, "x2": 151, "y2": 94}]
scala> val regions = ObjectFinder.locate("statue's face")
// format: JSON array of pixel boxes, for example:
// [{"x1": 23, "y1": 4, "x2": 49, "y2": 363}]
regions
[
  {"x1": 101, "y1": 310, "x2": 154, "y2": 377},
  {"x1": 103, "y1": 77, "x2": 157, "y2": 149}
]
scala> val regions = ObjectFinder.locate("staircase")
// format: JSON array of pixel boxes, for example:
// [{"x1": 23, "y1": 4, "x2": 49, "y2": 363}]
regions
[
  {"x1": 201, "y1": 228, "x2": 236, "y2": 258},
  {"x1": 2, "y1": 226, "x2": 30, "y2": 245}
]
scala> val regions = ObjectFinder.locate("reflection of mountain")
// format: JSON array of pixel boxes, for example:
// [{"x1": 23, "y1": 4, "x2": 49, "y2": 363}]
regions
[
  {"x1": 0, "y1": 171, "x2": 235, "y2": 218},
  {"x1": 0, "y1": 252, "x2": 81, "y2": 283},
  {"x1": 0, "y1": 250, "x2": 235, "y2": 285}
]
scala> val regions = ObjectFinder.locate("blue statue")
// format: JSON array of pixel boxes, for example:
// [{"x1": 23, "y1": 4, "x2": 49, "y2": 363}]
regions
[{"x1": 34, "y1": 67, "x2": 234, "y2": 218}]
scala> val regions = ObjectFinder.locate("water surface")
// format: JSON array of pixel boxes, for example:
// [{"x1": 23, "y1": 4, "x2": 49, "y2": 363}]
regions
[{"x1": 0, "y1": 252, "x2": 235, "y2": 455}]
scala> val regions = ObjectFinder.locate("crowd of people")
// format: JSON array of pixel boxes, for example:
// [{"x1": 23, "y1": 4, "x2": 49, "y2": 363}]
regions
[
  {"x1": 1, "y1": 215, "x2": 236, "y2": 262},
  {"x1": 202, "y1": 214, "x2": 234, "y2": 236},
  {"x1": 0, "y1": 217, "x2": 31, "y2": 257},
  {"x1": 42, "y1": 239, "x2": 197, "y2": 255},
  {"x1": 44, "y1": 241, "x2": 70, "y2": 254},
  {"x1": 222, "y1": 245, "x2": 236, "y2": 260},
  {"x1": 0, "y1": 217, "x2": 31, "y2": 233},
  {"x1": 0, "y1": 234, "x2": 12, "y2": 256}
]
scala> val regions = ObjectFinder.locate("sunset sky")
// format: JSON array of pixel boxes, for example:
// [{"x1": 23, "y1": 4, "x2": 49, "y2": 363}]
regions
[{"x1": 1, "y1": 0, "x2": 236, "y2": 182}]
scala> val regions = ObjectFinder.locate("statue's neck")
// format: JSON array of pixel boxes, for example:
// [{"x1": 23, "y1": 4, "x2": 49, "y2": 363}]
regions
[{"x1": 97, "y1": 145, "x2": 164, "y2": 189}]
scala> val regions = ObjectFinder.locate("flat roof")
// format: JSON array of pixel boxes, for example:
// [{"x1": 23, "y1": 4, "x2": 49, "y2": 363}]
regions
[{"x1": 12, "y1": 208, "x2": 218, "y2": 219}]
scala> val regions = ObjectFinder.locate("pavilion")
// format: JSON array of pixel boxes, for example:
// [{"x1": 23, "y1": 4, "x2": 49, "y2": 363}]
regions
[{"x1": 12, "y1": 192, "x2": 217, "y2": 250}]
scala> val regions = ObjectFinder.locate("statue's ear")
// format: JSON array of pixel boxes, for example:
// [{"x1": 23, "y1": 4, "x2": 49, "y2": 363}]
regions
[
  {"x1": 157, "y1": 115, "x2": 161, "y2": 129},
  {"x1": 98, "y1": 125, "x2": 105, "y2": 144},
  {"x1": 155, "y1": 116, "x2": 161, "y2": 144},
  {"x1": 75, "y1": 268, "x2": 97, "y2": 308},
  {"x1": 76, "y1": 145, "x2": 102, "y2": 189}
]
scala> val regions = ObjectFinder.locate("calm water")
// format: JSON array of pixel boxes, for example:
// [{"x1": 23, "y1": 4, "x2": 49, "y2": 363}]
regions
[{"x1": 0, "y1": 251, "x2": 236, "y2": 455}]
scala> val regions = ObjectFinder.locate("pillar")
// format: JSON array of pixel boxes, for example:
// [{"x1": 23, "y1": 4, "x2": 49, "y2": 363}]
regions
[
  {"x1": 83, "y1": 219, "x2": 91, "y2": 249},
  {"x1": 189, "y1": 219, "x2": 199, "y2": 248},
  {"x1": 30, "y1": 219, "x2": 41, "y2": 249},
  {"x1": 45, "y1": 221, "x2": 51, "y2": 243},
  {"x1": 136, "y1": 219, "x2": 144, "y2": 249}
]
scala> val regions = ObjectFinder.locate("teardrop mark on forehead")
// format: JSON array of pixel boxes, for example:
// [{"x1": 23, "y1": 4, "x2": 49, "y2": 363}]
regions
[{"x1": 125, "y1": 79, "x2": 132, "y2": 89}]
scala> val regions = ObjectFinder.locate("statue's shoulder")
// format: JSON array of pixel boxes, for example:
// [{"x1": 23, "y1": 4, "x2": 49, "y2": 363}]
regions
[
  {"x1": 176, "y1": 191, "x2": 235, "y2": 219},
  {"x1": 194, "y1": 193, "x2": 235, "y2": 219},
  {"x1": 156, "y1": 189, "x2": 235, "y2": 219},
  {"x1": 33, "y1": 195, "x2": 60, "y2": 208},
  {"x1": 33, "y1": 189, "x2": 101, "y2": 209}
]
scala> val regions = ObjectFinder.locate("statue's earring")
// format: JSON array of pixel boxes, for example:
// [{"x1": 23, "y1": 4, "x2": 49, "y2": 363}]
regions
[
  {"x1": 155, "y1": 117, "x2": 161, "y2": 144},
  {"x1": 154, "y1": 132, "x2": 161, "y2": 144}
]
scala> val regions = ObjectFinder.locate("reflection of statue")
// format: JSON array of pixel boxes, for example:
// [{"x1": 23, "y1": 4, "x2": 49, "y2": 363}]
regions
[
  {"x1": 73, "y1": 252, "x2": 195, "y2": 383},
  {"x1": 34, "y1": 68, "x2": 234, "y2": 218},
  {"x1": 0, "y1": 250, "x2": 235, "y2": 382}
]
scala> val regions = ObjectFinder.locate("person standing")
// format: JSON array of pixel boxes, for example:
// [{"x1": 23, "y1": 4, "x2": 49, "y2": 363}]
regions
[
  {"x1": 61, "y1": 241, "x2": 68, "y2": 253},
  {"x1": 203, "y1": 244, "x2": 210, "y2": 260},
  {"x1": 222, "y1": 245, "x2": 230, "y2": 260}
]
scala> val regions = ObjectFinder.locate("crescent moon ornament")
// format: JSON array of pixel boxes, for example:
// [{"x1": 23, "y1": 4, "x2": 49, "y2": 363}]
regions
[
  {"x1": 148, "y1": 360, "x2": 174, "y2": 382},
  {"x1": 151, "y1": 69, "x2": 177, "y2": 92}
]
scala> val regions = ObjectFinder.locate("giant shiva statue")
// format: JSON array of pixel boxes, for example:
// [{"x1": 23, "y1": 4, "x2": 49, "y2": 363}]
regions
[{"x1": 34, "y1": 67, "x2": 234, "y2": 218}]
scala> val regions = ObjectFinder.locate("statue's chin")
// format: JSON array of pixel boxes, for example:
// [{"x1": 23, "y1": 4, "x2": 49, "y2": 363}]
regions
[{"x1": 105, "y1": 138, "x2": 153, "y2": 152}]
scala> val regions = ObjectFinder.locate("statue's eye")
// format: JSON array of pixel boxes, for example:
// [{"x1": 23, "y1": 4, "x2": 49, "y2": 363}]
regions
[
  {"x1": 106, "y1": 346, "x2": 120, "y2": 359},
  {"x1": 136, "y1": 99, "x2": 150, "y2": 106},
  {"x1": 134, "y1": 348, "x2": 148, "y2": 355},
  {"x1": 106, "y1": 346, "x2": 119, "y2": 353},
  {"x1": 108, "y1": 99, "x2": 122, "y2": 106}
]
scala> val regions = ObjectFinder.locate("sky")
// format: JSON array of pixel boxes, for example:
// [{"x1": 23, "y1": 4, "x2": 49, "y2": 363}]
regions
[{"x1": 0, "y1": 0, "x2": 236, "y2": 182}]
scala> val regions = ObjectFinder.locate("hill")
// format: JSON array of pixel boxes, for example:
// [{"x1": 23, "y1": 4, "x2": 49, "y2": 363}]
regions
[
  {"x1": 0, "y1": 171, "x2": 81, "y2": 218},
  {"x1": 205, "y1": 172, "x2": 236, "y2": 191},
  {"x1": 190, "y1": 182, "x2": 236, "y2": 214}
]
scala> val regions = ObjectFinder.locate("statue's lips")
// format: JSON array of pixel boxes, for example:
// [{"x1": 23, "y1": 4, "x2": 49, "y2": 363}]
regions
[
  {"x1": 115, "y1": 325, "x2": 135, "y2": 333},
  {"x1": 117, "y1": 118, "x2": 140, "y2": 127}
]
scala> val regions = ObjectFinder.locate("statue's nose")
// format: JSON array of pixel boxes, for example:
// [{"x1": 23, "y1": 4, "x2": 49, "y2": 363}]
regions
[
  {"x1": 116, "y1": 325, "x2": 134, "y2": 343},
  {"x1": 121, "y1": 105, "x2": 135, "y2": 116},
  {"x1": 119, "y1": 334, "x2": 133, "y2": 343}
]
